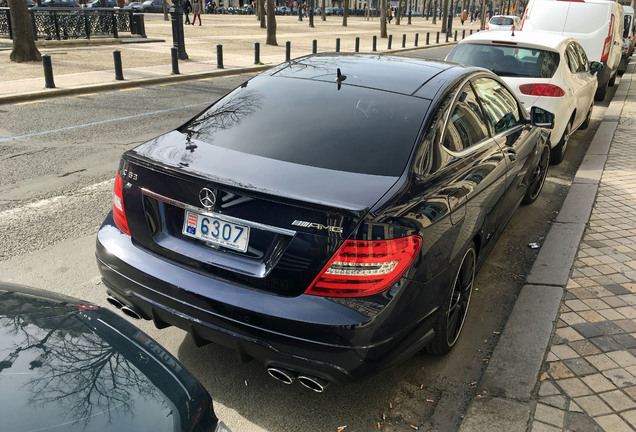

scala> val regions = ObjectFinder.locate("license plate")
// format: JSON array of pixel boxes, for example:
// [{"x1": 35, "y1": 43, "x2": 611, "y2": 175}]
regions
[{"x1": 182, "y1": 210, "x2": 250, "y2": 252}]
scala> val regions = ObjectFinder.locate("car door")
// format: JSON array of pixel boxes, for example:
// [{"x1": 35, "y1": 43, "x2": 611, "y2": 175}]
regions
[
  {"x1": 431, "y1": 79, "x2": 508, "y2": 251},
  {"x1": 472, "y1": 76, "x2": 537, "y2": 226},
  {"x1": 566, "y1": 41, "x2": 597, "y2": 128}
]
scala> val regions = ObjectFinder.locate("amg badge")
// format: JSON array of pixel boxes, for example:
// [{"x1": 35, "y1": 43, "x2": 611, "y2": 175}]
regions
[{"x1": 292, "y1": 220, "x2": 343, "y2": 233}]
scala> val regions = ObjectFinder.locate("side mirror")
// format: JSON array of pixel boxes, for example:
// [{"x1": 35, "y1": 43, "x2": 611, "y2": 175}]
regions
[
  {"x1": 528, "y1": 106, "x2": 554, "y2": 129},
  {"x1": 590, "y1": 61, "x2": 603, "y2": 76}
]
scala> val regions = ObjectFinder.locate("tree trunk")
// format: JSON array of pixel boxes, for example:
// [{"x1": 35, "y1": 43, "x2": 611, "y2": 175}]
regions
[
  {"x1": 9, "y1": 0, "x2": 41, "y2": 63},
  {"x1": 432, "y1": 0, "x2": 436, "y2": 23},
  {"x1": 342, "y1": 0, "x2": 348, "y2": 26},
  {"x1": 259, "y1": 0, "x2": 265, "y2": 28},
  {"x1": 321, "y1": 0, "x2": 326, "y2": 20},
  {"x1": 441, "y1": 0, "x2": 448, "y2": 32},
  {"x1": 480, "y1": 0, "x2": 486, "y2": 30},
  {"x1": 266, "y1": 0, "x2": 277, "y2": 45},
  {"x1": 380, "y1": 0, "x2": 387, "y2": 37}
]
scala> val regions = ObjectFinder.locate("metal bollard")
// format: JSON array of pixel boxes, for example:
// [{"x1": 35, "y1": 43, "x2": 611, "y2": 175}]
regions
[
  {"x1": 470, "y1": 29, "x2": 473, "y2": 35},
  {"x1": 355, "y1": 37, "x2": 360, "y2": 52},
  {"x1": 436, "y1": 32, "x2": 439, "y2": 44},
  {"x1": 426, "y1": 32, "x2": 430, "y2": 45},
  {"x1": 286, "y1": 41, "x2": 291, "y2": 62},
  {"x1": 336, "y1": 38, "x2": 340, "y2": 52},
  {"x1": 372, "y1": 35, "x2": 377, "y2": 51},
  {"x1": 42, "y1": 54, "x2": 55, "y2": 89},
  {"x1": 445, "y1": 32, "x2": 449, "y2": 42},
  {"x1": 312, "y1": 39, "x2": 317, "y2": 54},
  {"x1": 170, "y1": 47, "x2": 179, "y2": 74},
  {"x1": 415, "y1": 33, "x2": 418, "y2": 46},
  {"x1": 462, "y1": 29, "x2": 465, "y2": 39},
  {"x1": 216, "y1": 44, "x2": 224, "y2": 69},
  {"x1": 388, "y1": 34, "x2": 392, "y2": 49},
  {"x1": 113, "y1": 49, "x2": 124, "y2": 80},
  {"x1": 402, "y1": 34, "x2": 406, "y2": 48},
  {"x1": 255, "y1": 42, "x2": 260, "y2": 64},
  {"x1": 454, "y1": 30, "x2": 457, "y2": 41}
]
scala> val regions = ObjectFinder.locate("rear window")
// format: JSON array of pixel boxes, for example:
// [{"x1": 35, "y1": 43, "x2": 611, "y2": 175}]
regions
[
  {"x1": 625, "y1": 15, "x2": 633, "y2": 38},
  {"x1": 447, "y1": 43, "x2": 560, "y2": 78},
  {"x1": 180, "y1": 76, "x2": 429, "y2": 176},
  {"x1": 490, "y1": 17, "x2": 514, "y2": 25}
]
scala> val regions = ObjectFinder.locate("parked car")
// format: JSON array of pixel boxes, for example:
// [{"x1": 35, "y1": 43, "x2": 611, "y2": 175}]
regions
[
  {"x1": 0, "y1": 282, "x2": 230, "y2": 432},
  {"x1": 86, "y1": 0, "x2": 117, "y2": 7},
  {"x1": 485, "y1": 14, "x2": 521, "y2": 31},
  {"x1": 96, "y1": 53, "x2": 554, "y2": 389},
  {"x1": 520, "y1": 0, "x2": 624, "y2": 101},
  {"x1": 36, "y1": 0, "x2": 80, "y2": 7},
  {"x1": 274, "y1": 5, "x2": 290, "y2": 14},
  {"x1": 446, "y1": 30, "x2": 600, "y2": 164},
  {"x1": 124, "y1": 0, "x2": 141, "y2": 8},
  {"x1": 619, "y1": 5, "x2": 634, "y2": 75},
  {"x1": 132, "y1": 0, "x2": 163, "y2": 12}
]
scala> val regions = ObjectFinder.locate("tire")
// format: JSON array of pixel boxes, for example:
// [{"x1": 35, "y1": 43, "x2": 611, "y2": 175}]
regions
[
  {"x1": 608, "y1": 72, "x2": 616, "y2": 87},
  {"x1": 427, "y1": 244, "x2": 476, "y2": 355},
  {"x1": 595, "y1": 81, "x2": 608, "y2": 101},
  {"x1": 618, "y1": 57, "x2": 627, "y2": 76},
  {"x1": 550, "y1": 120, "x2": 571, "y2": 165},
  {"x1": 579, "y1": 102, "x2": 593, "y2": 131},
  {"x1": 523, "y1": 144, "x2": 550, "y2": 205}
]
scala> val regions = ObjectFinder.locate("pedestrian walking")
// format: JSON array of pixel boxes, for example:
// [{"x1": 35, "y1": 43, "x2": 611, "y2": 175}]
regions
[
  {"x1": 183, "y1": 0, "x2": 192, "y2": 25},
  {"x1": 388, "y1": 6, "x2": 392, "y2": 23},
  {"x1": 192, "y1": 0, "x2": 202, "y2": 25},
  {"x1": 460, "y1": 9, "x2": 467, "y2": 24}
]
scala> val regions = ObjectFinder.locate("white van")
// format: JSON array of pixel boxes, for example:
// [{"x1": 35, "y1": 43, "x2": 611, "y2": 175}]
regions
[
  {"x1": 620, "y1": 6, "x2": 634, "y2": 75},
  {"x1": 520, "y1": 0, "x2": 624, "y2": 101}
]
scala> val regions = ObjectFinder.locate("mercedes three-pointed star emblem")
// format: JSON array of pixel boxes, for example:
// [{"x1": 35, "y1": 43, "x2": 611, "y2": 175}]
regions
[{"x1": 199, "y1": 188, "x2": 216, "y2": 210}]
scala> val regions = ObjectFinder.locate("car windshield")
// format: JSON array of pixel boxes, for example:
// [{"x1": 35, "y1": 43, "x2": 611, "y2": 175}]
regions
[
  {"x1": 180, "y1": 76, "x2": 429, "y2": 176},
  {"x1": 490, "y1": 17, "x2": 514, "y2": 25},
  {"x1": 448, "y1": 43, "x2": 560, "y2": 78}
]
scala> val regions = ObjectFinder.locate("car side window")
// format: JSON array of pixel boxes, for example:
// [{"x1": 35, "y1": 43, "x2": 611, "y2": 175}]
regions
[
  {"x1": 573, "y1": 42, "x2": 590, "y2": 72},
  {"x1": 565, "y1": 44, "x2": 579, "y2": 73},
  {"x1": 442, "y1": 83, "x2": 490, "y2": 152},
  {"x1": 472, "y1": 77, "x2": 523, "y2": 134}
]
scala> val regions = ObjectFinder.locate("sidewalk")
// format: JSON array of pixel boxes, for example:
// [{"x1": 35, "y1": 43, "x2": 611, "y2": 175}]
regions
[
  {"x1": 461, "y1": 64, "x2": 636, "y2": 432},
  {"x1": 0, "y1": 13, "x2": 464, "y2": 103}
]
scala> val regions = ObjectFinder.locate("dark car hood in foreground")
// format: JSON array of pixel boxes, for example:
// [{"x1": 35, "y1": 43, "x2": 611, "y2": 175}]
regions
[{"x1": 0, "y1": 283, "x2": 218, "y2": 432}]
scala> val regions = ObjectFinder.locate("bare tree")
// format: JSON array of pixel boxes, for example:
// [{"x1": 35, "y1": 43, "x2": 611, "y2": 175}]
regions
[
  {"x1": 342, "y1": 0, "x2": 349, "y2": 26},
  {"x1": 321, "y1": 0, "x2": 326, "y2": 20},
  {"x1": 8, "y1": 0, "x2": 41, "y2": 63},
  {"x1": 259, "y1": 0, "x2": 266, "y2": 28},
  {"x1": 480, "y1": 0, "x2": 486, "y2": 29},
  {"x1": 441, "y1": 0, "x2": 448, "y2": 33},
  {"x1": 432, "y1": 0, "x2": 436, "y2": 24},
  {"x1": 266, "y1": 0, "x2": 277, "y2": 45},
  {"x1": 380, "y1": 0, "x2": 387, "y2": 37}
]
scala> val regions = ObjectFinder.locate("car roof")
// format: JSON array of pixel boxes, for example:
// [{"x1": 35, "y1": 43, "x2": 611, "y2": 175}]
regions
[
  {"x1": 458, "y1": 30, "x2": 571, "y2": 51},
  {"x1": 267, "y1": 53, "x2": 478, "y2": 98}
]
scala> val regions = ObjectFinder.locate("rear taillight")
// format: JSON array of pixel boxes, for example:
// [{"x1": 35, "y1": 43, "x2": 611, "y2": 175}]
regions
[
  {"x1": 305, "y1": 235, "x2": 422, "y2": 298},
  {"x1": 601, "y1": 14, "x2": 614, "y2": 62},
  {"x1": 485, "y1": 23, "x2": 490, "y2": 30},
  {"x1": 519, "y1": 83, "x2": 565, "y2": 97},
  {"x1": 520, "y1": 9, "x2": 528, "y2": 30},
  {"x1": 113, "y1": 172, "x2": 131, "y2": 236}
]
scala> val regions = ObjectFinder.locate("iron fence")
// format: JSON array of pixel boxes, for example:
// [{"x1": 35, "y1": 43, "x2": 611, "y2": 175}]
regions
[{"x1": 0, "y1": 7, "x2": 144, "y2": 40}]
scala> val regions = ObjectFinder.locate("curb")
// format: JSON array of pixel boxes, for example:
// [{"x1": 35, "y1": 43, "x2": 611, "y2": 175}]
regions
[{"x1": 459, "y1": 65, "x2": 633, "y2": 431}]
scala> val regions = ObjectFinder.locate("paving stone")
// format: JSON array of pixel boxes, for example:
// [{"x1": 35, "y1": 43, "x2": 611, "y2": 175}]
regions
[
  {"x1": 573, "y1": 323, "x2": 607, "y2": 338},
  {"x1": 599, "y1": 390, "x2": 636, "y2": 412},
  {"x1": 561, "y1": 312, "x2": 587, "y2": 326},
  {"x1": 590, "y1": 336, "x2": 625, "y2": 352},
  {"x1": 599, "y1": 308, "x2": 628, "y2": 321},
  {"x1": 564, "y1": 357, "x2": 597, "y2": 376},
  {"x1": 538, "y1": 381, "x2": 562, "y2": 397},
  {"x1": 615, "y1": 319, "x2": 636, "y2": 333},
  {"x1": 567, "y1": 299, "x2": 592, "y2": 312},
  {"x1": 594, "y1": 414, "x2": 633, "y2": 432},
  {"x1": 569, "y1": 287, "x2": 598, "y2": 300},
  {"x1": 623, "y1": 386, "x2": 636, "y2": 400},
  {"x1": 606, "y1": 284, "x2": 633, "y2": 296},
  {"x1": 574, "y1": 395, "x2": 612, "y2": 417},
  {"x1": 552, "y1": 344, "x2": 581, "y2": 360},
  {"x1": 579, "y1": 310, "x2": 608, "y2": 323},
  {"x1": 570, "y1": 401, "x2": 584, "y2": 413},
  {"x1": 582, "y1": 373, "x2": 618, "y2": 393},
  {"x1": 620, "y1": 409, "x2": 636, "y2": 430},
  {"x1": 583, "y1": 298, "x2": 612, "y2": 311},
  {"x1": 587, "y1": 354, "x2": 620, "y2": 371},
  {"x1": 602, "y1": 368, "x2": 636, "y2": 388},
  {"x1": 557, "y1": 378, "x2": 593, "y2": 398},
  {"x1": 566, "y1": 412, "x2": 604, "y2": 432},
  {"x1": 556, "y1": 327, "x2": 585, "y2": 342},
  {"x1": 607, "y1": 351, "x2": 636, "y2": 368},
  {"x1": 545, "y1": 352, "x2": 559, "y2": 362},
  {"x1": 614, "y1": 334, "x2": 636, "y2": 349},
  {"x1": 603, "y1": 296, "x2": 629, "y2": 309},
  {"x1": 596, "y1": 321, "x2": 627, "y2": 335},
  {"x1": 570, "y1": 340, "x2": 602, "y2": 357},
  {"x1": 548, "y1": 362, "x2": 575, "y2": 379},
  {"x1": 534, "y1": 403, "x2": 565, "y2": 428},
  {"x1": 530, "y1": 421, "x2": 560, "y2": 432}
]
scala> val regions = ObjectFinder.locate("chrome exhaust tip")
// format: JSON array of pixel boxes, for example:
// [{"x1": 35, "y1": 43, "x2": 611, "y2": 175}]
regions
[
  {"x1": 298, "y1": 375, "x2": 329, "y2": 393},
  {"x1": 106, "y1": 296, "x2": 124, "y2": 309},
  {"x1": 267, "y1": 367, "x2": 297, "y2": 385},
  {"x1": 120, "y1": 306, "x2": 142, "y2": 320}
]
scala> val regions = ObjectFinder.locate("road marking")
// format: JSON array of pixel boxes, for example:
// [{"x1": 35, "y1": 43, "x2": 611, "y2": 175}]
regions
[
  {"x1": 197, "y1": 78, "x2": 212, "y2": 81},
  {"x1": 120, "y1": 87, "x2": 142, "y2": 92},
  {"x1": 73, "y1": 93, "x2": 99, "y2": 98},
  {"x1": 14, "y1": 100, "x2": 45, "y2": 106},
  {"x1": 0, "y1": 100, "x2": 214, "y2": 143},
  {"x1": 160, "y1": 82, "x2": 180, "y2": 86}
]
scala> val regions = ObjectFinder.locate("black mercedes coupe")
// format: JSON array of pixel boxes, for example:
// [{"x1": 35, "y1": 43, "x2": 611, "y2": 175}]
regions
[{"x1": 96, "y1": 53, "x2": 553, "y2": 390}]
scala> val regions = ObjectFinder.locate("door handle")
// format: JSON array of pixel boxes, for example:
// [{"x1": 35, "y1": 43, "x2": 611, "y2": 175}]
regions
[{"x1": 506, "y1": 149, "x2": 517, "y2": 161}]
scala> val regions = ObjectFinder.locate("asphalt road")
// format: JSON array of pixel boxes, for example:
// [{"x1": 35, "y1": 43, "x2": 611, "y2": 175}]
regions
[{"x1": 0, "y1": 52, "x2": 617, "y2": 431}]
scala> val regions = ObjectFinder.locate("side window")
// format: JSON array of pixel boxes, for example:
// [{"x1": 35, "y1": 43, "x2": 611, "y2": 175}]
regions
[
  {"x1": 565, "y1": 44, "x2": 580, "y2": 73},
  {"x1": 473, "y1": 77, "x2": 523, "y2": 134},
  {"x1": 442, "y1": 83, "x2": 490, "y2": 152},
  {"x1": 574, "y1": 42, "x2": 590, "y2": 72}
]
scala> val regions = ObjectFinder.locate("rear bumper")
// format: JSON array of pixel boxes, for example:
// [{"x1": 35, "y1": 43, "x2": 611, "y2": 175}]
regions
[{"x1": 96, "y1": 216, "x2": 438, "y2": 383}]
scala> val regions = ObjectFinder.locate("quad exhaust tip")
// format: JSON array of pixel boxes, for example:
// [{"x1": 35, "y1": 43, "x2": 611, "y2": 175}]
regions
[
  {"x1": 298, "y1": 375, "x2": 330, "y2": 393},
  {"x1": 106, "y1": 295, "x2": 124, "y2": 309},
  {"x1": 107, "y1": 296, "x2": 142, "y2": 320},
  {"x1": 267, "y1": 367, "x2": 297, "y2": 385}
]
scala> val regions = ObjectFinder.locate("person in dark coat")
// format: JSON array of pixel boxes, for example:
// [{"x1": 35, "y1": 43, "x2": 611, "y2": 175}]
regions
[{"x1": 183, "y1": 0, "x2": 192, "y2": 25}]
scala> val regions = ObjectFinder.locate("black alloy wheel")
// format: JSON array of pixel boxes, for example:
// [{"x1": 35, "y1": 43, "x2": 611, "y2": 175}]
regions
[
  {"x1": 523, "y1": 144, "x2": 550, "y2": 205},
  {"x1": 427, "y1": 244, "x2": 476, "y2": 355}
]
